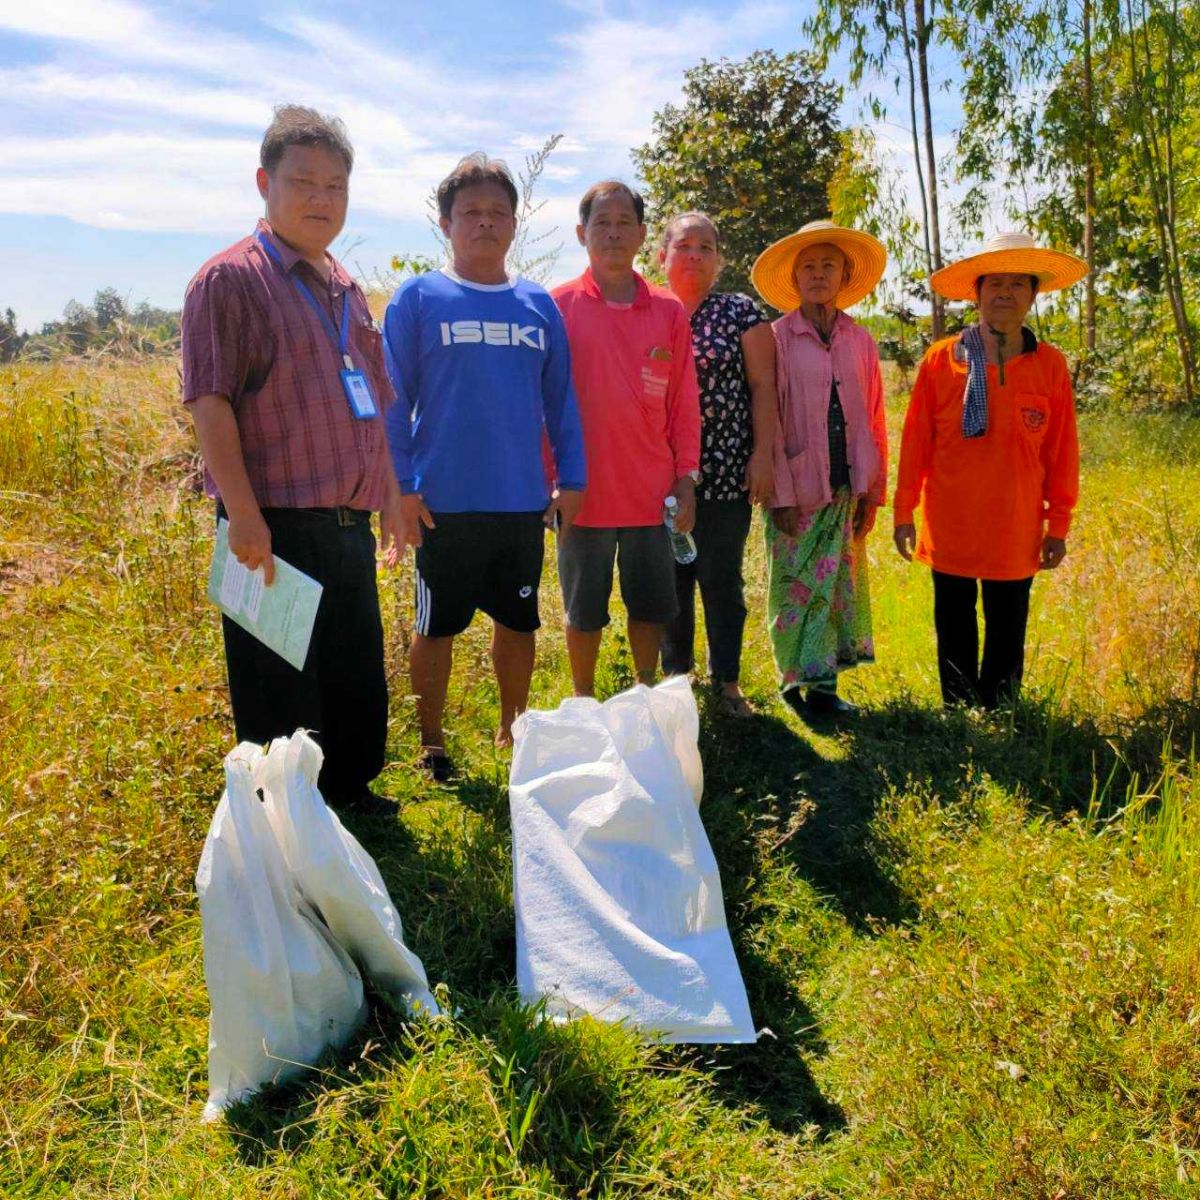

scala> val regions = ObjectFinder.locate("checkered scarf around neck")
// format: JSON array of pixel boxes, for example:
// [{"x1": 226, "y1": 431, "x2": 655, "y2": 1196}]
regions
[{"x1": 960, "y1": 324, "x2": 989, "y2": 438}]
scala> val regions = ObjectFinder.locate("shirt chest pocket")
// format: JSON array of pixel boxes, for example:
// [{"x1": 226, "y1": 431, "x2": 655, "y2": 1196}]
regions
[
  {"x1": 639, "y1": 355, "x2": 671, "y2": 411},
  {"x1": 351, "y1": 323, "x2": 384, "y2": 369},
  {"x1": 1015, "y1": 392, "x2": 1050, "y2": 444}
]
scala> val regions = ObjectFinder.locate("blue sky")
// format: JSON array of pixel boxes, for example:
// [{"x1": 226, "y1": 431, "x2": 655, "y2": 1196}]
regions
[{"x1": 0, "y1": 0, "x2": 968, "y2": 329}]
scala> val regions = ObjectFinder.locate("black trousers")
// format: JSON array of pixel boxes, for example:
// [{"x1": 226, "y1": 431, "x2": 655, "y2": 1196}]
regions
[
  {"x1": 931, "y1": 569, "x2": 1034, "y2": 709},
  {"x1": 220, "y1": 506, "x2": 388, "y2": 799},
  {"x1": 662, "y1": 497, "x2": 753, "y2": 684}
]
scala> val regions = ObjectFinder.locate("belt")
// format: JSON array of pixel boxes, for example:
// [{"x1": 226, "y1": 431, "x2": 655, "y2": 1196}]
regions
[{"x1": 216, "y1": 503, "x2": 371, "y2": 527}]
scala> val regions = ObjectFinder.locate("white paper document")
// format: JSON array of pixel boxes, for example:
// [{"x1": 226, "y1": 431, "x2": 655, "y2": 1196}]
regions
[{"x1": 207, "y1": 519, "x2": 323, "y2": 671}]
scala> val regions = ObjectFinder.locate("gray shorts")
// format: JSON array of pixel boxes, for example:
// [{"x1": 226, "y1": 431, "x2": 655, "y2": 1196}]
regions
[{"x1": 558, "y1": 524, "x2": 678, "y2": 631}]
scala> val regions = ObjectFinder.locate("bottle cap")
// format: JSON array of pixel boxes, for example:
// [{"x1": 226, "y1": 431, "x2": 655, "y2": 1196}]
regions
[{"x1": 664, "y1": 496, "x2": 678, "y2": 509}]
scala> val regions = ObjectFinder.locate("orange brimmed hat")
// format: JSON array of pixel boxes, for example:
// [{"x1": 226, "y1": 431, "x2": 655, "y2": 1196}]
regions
[
  {"x1": 931, "y1": 231, "x2": 1089, "y2": 301},
  {"x1": 751, "y1": 220, "x2": 887, "y2": 312}
]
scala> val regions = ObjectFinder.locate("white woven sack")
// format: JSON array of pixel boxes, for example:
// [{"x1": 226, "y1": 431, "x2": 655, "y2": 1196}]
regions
[
  {"x1": 510, "y1": 677, "x2": 755, "y2": 1043},
  {"x1": 196, "y1": 743, "x2": 366, "y2": 1122},
  {"x1": 257, "y1": 732, "x2": 439, "y2": 1017}
]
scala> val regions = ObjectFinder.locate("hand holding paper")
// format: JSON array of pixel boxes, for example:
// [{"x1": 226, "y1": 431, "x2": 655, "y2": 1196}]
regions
[{"x1": 207, "y1": 519, "x2": 323, "y2": 671}]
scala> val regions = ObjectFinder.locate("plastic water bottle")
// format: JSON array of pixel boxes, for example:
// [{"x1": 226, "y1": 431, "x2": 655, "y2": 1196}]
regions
[{"x1": 663, "y1": 496, "x2": 697, "y2": 565}]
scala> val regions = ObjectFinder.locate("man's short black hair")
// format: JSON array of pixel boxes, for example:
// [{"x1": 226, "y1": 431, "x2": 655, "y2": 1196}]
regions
[
  {"x1": 261, "y1": 105, "x2": 354, "y2": 174},
  {"x1": 437, "y1": 153, "x2": 519, "y2": 220},
  {"x1": 579, "y1": 180, "x2": 645, "y2": 226}
]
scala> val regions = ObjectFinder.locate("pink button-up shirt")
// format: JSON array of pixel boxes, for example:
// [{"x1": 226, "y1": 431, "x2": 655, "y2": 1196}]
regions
[
  {"x1": 181, "y1": 219, "x2": 395, "y2": 511},
  {"x1": 770, "y1": 309, "x2": 887, "y2": 513}
]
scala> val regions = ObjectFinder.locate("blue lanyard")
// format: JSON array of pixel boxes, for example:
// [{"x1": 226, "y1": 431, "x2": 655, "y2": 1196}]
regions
[{"x1": 256, "y1": 231, "x2": 353, "y2": 369}]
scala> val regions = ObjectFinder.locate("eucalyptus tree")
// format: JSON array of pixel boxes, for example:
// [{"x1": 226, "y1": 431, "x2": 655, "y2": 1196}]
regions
[
  {"x1": 950, "y1": 0, "x2": 1196, "y2": 401},
  {"x1": 805, "y1": 0, "x2": 951, "y2": 337}
]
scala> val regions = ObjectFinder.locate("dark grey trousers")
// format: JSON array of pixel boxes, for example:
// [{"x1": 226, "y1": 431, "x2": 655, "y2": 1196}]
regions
[{"x1": 661, "y1": 497, "x2": 753, "y2": 685}]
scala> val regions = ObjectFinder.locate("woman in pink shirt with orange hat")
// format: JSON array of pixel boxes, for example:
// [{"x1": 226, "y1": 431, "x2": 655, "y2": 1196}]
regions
[{"x1": 751, "y1": 220, "x2": 889, "y2": 719}]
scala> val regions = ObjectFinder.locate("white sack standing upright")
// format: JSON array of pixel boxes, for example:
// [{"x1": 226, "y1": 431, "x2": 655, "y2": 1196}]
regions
[
  {"x1": 195, "y1": 744, "x2": 366, "y2": 1121},
  {"x1": 509, "y1": 676, "x2": 756, "y2": 1043},
  {"x1": 257, "y1": 732, "x2": 439, "y2": 1016},
  {"x1": 196, "y1": 733, "x2": 439, "y2": 1123}
]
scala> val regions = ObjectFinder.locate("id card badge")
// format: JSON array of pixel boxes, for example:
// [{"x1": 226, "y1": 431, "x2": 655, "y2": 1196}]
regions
[{"x1": 341, "y1": 368, "x2": 378, "y2": 419}]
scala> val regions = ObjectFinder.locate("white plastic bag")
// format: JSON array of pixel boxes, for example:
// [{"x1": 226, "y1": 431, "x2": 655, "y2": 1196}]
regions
[
  {"x1": 509, "y1": 676, "x2": 756, "y2": 1043},
  {"x1": 196, "y1": 733, "x2": 439, "y2": 1121},
  {"x1": 196, "y1": 744, "x2": 366, "y2": 1121},
  {"x1": 257, "y1": 732, "x2": 440, "y2": 1017}
]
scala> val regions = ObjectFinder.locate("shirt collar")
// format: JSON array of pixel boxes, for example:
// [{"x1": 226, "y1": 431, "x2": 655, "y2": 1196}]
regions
[
  {"x1": 255, "y1": 218, "x2": 343, "y2": 288},
  {"x1": 780, "y1": 307, "x2": 851, "y2": 343},
  {"x1": 954, "y1": 325, "x2": 1039, "y2": 357},
  {"x1": 581, "y1": 266, "x2": 652, "y2": 309}
]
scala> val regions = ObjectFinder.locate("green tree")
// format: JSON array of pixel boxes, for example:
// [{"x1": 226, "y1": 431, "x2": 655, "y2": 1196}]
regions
[
  {"x1": 950, "y1": 0, "x2": 1198, "y2": 405},
  {"x1": 0, "y1": 307, "x2": 25, "y2": 362},
  {"x1": 631, "y1": 50, "x2": 842, "y2": 300},
  {"x1": 948, "y1": 0, "x2": 1107, "y2": 359},
  {"x1": 93, "y1": 287, "x2": 127, "y2": 332},
  {"x1": 805, "y1": 0, "x2": 952, "y2": 337}
]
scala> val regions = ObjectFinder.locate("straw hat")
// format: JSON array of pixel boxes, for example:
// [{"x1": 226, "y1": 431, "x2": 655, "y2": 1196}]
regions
[
  {"x1": 931, "y1": 231, "x2": 1089, "y2": 301},
  {"x1": 751, "y1": 220, "x2": 887, "y2": 312}
]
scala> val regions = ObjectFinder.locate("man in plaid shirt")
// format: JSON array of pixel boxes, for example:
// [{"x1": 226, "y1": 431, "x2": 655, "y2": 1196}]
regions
[{"x1": 182, "y1": 105, "x2": 403, "y2": 816}]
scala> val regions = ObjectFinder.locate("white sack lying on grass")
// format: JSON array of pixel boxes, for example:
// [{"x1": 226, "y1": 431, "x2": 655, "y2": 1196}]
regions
[
  {"x1": 510, "y1": 676, "x2": 756, "y2": 1044},
  {"x1": 195, "y1": 734, "x2": 437, "y2": 1122}
]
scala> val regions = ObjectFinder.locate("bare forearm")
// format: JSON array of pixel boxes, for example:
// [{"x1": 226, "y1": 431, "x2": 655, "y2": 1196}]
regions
[
  {"x1": 749, "y1": 380, "x2": 776, "y2": 458},
  {"x1": 189, "y1": 394, "x2": 259, "y2": 518}
]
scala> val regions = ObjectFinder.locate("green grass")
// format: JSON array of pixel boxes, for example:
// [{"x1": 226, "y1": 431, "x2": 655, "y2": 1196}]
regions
[{"x1": 1, "y1": 358, "x2": 1198, "y2": 1197}]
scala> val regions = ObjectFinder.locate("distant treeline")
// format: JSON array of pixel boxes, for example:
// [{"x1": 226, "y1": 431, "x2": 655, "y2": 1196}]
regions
[{"x1": 0, "y1": 288, "x2": 181, "y2": 361}]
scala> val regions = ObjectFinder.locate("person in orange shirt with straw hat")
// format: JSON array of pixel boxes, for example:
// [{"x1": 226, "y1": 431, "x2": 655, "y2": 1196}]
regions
[
  {"x1": 751, "y1": 219, "x2": 889, "y2": 720},
  {"x1": 893, "y1": 232, "x2": 1088, "y2": 709}
]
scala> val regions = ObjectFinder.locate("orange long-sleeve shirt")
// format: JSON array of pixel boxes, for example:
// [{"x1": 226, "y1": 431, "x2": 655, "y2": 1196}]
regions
[{"x1": 893, "y1": 333, "x2": 1079, "y2": 581}]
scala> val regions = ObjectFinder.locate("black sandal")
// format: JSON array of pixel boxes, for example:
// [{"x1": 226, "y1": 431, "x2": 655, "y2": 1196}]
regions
[{"x1": 419, "y1": 748, "x2": 454, "y2": 783}]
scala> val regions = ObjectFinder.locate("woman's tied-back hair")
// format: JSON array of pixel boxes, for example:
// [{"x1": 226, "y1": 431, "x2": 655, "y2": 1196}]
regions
[
  {"x1": 437, "y1": 153, "x2": 519, "y2": 220},
  {"x1": 579, "y1": 180, "x2": 645, "y2": 226},
  {"x1": 661, "y1": 211, "x2": 720, "y2": 252},
  {"x1": 260, "y1": 105, "x2": 355, "y2": 174}
]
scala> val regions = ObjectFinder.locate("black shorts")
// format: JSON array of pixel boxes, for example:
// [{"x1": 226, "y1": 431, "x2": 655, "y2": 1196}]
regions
[{"x1": 414, "y1": 511, "x2": 545, "y2": 637}]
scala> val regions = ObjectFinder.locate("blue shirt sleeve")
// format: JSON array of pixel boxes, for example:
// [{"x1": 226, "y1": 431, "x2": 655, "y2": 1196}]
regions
[
  {"x1": 541, "y1": 300, "x2": 587, "y2": 491},
  {"x1": 383, "y1": 284, "x2": 420, "y2": 495}
]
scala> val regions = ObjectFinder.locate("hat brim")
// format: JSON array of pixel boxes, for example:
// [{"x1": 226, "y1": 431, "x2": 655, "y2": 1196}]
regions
[
  {"x1": 751, "y1": 226, "x2": 887, "y2": 313},
  {"x1": 931, "y1": 248, "x2": 1089, "y2": 301}
]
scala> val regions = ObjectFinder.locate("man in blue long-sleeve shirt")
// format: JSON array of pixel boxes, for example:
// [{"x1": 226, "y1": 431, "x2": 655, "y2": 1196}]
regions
[{"x1": 384, "y1": 153, "x2": 586, "y2": 774}]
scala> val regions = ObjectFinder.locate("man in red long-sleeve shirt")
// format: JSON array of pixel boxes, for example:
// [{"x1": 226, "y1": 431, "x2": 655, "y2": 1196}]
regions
[{"x1": 552, "y1": 181, "x2": 702, "y2": 696}]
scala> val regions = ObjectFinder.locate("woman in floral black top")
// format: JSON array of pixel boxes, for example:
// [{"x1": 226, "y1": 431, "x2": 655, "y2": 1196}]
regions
[{"x1": 659, "y1": 213, "x2": 778, "y2": 716}]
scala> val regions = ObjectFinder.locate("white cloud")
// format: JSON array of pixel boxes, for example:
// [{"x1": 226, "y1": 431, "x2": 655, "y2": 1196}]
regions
[
  {"x1": 0, "y1": 0, "x2": 803, "y2": 279},
  {"x1": 0, "y1": 133, "x2": 255, "y2": 231},
  {"x1": 0, "y1": 0, "x2": 152, "y2": 47}
]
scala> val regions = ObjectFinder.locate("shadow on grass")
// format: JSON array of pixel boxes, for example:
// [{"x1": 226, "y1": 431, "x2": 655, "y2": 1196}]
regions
[
  {"x1": 689, "y1": 682, "x2": 1184, "y2": 1134},
  {"x1": 223, "y1": 683, "x2": 1188, "y2": 1159},
  {"x1": 221, "y1": 995, "x2": 419, "y2": 1167}
]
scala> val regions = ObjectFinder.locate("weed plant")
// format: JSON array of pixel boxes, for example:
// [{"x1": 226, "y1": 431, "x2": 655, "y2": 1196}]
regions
[{"x1": 1, "y1": 360, "x2": 1198, "y2": 1197}]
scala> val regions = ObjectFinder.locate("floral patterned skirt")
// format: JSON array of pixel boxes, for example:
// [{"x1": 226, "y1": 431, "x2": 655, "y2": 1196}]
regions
[{"x1": 764, "y1": 490, "x2": 875, "y2": 693}]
